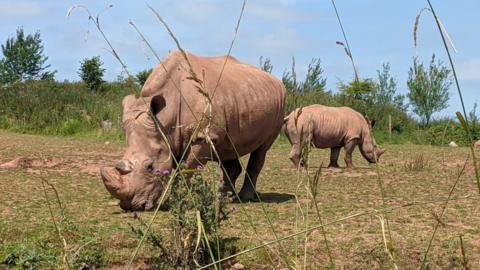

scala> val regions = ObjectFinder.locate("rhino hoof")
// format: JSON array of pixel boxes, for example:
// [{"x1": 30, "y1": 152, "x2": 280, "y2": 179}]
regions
[{"x1": 237, "y1": 190, "x2": 260, "y2": 203}]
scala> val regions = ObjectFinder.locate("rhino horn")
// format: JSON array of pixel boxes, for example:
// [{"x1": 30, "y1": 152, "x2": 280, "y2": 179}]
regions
[{"x1": 101, "y1": 167, "x2": 130, "y2": 199}]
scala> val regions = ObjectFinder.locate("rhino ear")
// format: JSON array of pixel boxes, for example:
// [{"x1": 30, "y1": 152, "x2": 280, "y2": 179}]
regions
[{"x1": 150, "y1": 94, "x2": 166, "y2": 115}]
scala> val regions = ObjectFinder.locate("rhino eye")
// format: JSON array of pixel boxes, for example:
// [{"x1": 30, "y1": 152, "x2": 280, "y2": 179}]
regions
[{"x1": 144, "y1": 160, "x2": 154, "y2": 172}]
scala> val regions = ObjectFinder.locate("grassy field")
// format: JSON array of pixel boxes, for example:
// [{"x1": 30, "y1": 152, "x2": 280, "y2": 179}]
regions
[{"x1": 1, "y1": 129, "x2": 479, "y2": 269}]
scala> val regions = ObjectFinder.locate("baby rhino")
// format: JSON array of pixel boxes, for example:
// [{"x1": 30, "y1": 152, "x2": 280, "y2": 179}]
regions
[{"x1": 283, "y1": 105, "x2": 385, "y2": 168}]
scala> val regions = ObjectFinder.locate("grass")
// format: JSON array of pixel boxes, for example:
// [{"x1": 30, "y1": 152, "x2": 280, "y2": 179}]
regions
[{"x1": 1, "y1": 130, "x2": 480, "y2": 269}]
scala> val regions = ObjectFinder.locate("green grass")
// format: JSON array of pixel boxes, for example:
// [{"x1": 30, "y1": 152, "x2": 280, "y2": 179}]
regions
[{"x1": 1, "y1": 130, "x2": 479, "y2": 269}]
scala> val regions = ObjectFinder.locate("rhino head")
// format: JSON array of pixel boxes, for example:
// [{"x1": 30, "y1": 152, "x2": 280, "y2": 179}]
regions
[
  {"x1": 359, "y1": 118, "x2": 385, "y2": 164},
  {"x1": 101, "y1": 94, "x2": 173, "y2": 211}
]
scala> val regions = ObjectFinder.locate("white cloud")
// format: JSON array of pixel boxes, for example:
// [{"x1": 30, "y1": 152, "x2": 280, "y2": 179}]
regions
[
  {"x1": 457, "y1": 59, "x2": 480, "y2": 81},
  {"x1": 0, "y1": 1, "x2": 44, "y2": 17}
]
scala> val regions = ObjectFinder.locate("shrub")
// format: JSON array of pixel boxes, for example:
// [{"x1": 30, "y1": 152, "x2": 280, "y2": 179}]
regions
[
  {"x1": 135, "y1": 69, "x2": 153, "y2": 86},
  {"x1": 78, "y1": 56, "x2": 105, "y2": 91},
  {"x1": 129, "y1": 171, "x2": 231, "y2": 269},
  {"x1": 0, "y1": 27, "x2": 56, "y2": 85},
  {"x1": 0, "y1": 80, "x2": 135, "y2": 138}
]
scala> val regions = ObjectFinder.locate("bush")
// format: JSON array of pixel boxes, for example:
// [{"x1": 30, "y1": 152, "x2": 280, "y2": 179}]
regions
[
  {"x1": 0, "y1": 80, "x2": 136, "y2": 138},
  {"x1": 135, "y1": 69, "x2": 153, "y2": 86},
  {"x1": 78, "y1": 56, "x2": 105, "y2": 91},
  {"x1": 129, "y1": 171, "x2": 232, "y2": 269}
]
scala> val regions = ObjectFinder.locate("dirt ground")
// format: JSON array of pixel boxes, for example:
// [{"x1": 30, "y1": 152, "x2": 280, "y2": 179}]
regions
[{"x1": 1, "y1": 130, "x2": 479, "y2": 269}]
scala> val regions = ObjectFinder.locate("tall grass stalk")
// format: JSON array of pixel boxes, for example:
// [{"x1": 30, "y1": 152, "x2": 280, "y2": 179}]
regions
[
  {"x1": 67, "y1": 5, "x2": 131, "y2": 78},
  {"x1": 128, "y1": 20, "x2": 198, "y2": 120},
  {"x1": 420, "y1": 158, "x2": 468, "y2": 269},
  {"x1": 330, "y1": 0, "x2": 358, "y2": 81},
  {"x1": 198, "y1": 193, "x2": 479, "y2": 269},
  {"x1": 459, "y1": 234, "x2": 469, "y2": 270},
  {"x1": 132, "y1": 3, "x2": 289, "y2": 268},
  {"x1": 307, "y1": 165, "x2": 335, "y2": 268},
  {"x1": 147, "y1": 3, "x2": 290, "y2": 267},
  {"x1": 419, "y1": 0, "x2": 480, "y2": 192},
  {"x1": 40, "y1": 177, "x2": 72, "y2": 270},
  {"x1": 374, "y1": 158, "x2": 397, "y2": 267},
  {"x1": 67, "y1": 5, "x2": 221, "y2": 268}
]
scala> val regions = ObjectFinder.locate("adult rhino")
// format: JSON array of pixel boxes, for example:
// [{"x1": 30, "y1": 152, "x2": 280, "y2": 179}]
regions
[
  {"x1": 283, "y1": 105, "x2": 385, "y2": 168},
  {"x1": 101, "y1": 51, "x2": 286, "y2": 211}
]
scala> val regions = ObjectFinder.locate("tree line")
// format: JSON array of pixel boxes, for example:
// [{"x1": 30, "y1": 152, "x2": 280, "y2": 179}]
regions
[{"x1": 0, "y1": 27, "x2": 470, "y2": 134}]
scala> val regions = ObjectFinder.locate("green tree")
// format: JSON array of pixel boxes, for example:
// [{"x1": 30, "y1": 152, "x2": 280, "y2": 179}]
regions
[
  {"x1": 135, "y1": 69, "x2": 153, "y2": 86},
  {"x1": 282, "y1": 57, "x2": 326, "y2": 93},
  {"x1": 0, "y1": 27, "x2": 56, "y2": 85},
  {"x1": 78, "y1": 56, "x2": 105, "y2": 91},
  {"x1": 259, "y1": 56, "x2": 273, "y2": 73},
  {"x1": 407, "y1": 55, "x2": 451, "y2": 126},
  {"x1": 339, "y1": 78, "x2": 376, "y2": 101},
  {"x1": 373, "y1": 62, "x2": 406, "y2": 111},
  {"x1": 303, "y1": 58, "x2": 327, "y2": 93}
]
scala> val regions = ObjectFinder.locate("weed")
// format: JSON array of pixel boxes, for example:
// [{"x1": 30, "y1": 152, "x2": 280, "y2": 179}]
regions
[
  {"x1": 404, "y1": 153, "x2": 430, "y2": 171},
  {"x1": 128, "y1": 171, "x2": 231, "y2": 269}
]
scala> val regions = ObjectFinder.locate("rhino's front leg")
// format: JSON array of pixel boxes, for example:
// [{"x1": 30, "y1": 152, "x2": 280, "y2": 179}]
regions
[
  {"x1": 344, "y1": 139, "x2": 357, "y2": 169},
  {"x1": 238, "y1": 147, "x2": 267, "y2": 202},
  {"x1": 220, "y1": 159, "x2": 242, "y2": 196},
  {"x1": 328, "y1": 147, "x2": 341, "y2": 168}
]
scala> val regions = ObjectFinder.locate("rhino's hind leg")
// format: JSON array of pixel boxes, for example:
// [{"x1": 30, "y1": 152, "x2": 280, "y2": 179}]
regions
[
  {"x1": 328, "y1": 147, "x2": 341, "y2": 168},
  {"x1": 238, "y1": 147, "x2": 267, "y2": 202},
  {"x1": 344, "y1": 139, "x2": 358, "y2": 169},
  {"x1": 220, "y1": 159, "x2": 242, "y2": 196}
]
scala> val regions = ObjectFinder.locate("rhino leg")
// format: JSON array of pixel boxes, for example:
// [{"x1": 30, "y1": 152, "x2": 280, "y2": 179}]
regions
[
  {"x1": 344, "y1": 139, "x2": 357, "y2": 169},
  {"x1": 238, "y1": 147, "x2": 267, "y2": 202},
  {"x1": 288, "y1": 144, "x2": 302, "y2": 168},
  {"x1": 220, "y1": 159, "x2": 242, "y2": 196},
  {"x1": 328, "y1": 147, "x2": 341, "y2": 168}
]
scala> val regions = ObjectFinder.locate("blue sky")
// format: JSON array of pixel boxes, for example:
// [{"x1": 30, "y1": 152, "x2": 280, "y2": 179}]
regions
[{"x1": 0, "y1": 0, "x2": 479, "y2": 118}]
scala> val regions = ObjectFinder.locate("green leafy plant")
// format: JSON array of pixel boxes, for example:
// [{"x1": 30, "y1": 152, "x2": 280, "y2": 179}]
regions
[
  {"x1": 407, "y1": 54, "x2": 452, "y2": 127},
  {"x1": 78, "y1": 56, "x2": 106, "y2": 91},
  {"x1": 135, "y1": 68, "x2": 153, "y2": 86},
  {"x1": 0, "y1": 27, "x2": 56, "y2": 85}
]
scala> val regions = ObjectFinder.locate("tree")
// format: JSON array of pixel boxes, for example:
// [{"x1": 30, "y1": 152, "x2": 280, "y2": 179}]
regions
[
  {"x1": 135, "y1": 69, "x2": 153, "y2": 86},
  {"x1": 303, "y1": 58, "x2": 327, "y2": 93},
  {"x1": 259, "y1": 56, "x2": 273, "y2": 73},
  {"x1": 373, "y1": 62, "x2": 406, "y2": 111},
  {"x1": 78, "y1": 56, "x2": 105, "y2": 91},
  {"x1": 407, "y1": 55, "x2": 451, "y2": 126},
  {"x1": 339, "y1": 78, "x2": 376, "y2": 102},
  {"x1": 282, "y1": 57, "x2": 326, "y2": 93},
  {"x1": 0, "y1": 27, "x2": 56, "y2": 85}
]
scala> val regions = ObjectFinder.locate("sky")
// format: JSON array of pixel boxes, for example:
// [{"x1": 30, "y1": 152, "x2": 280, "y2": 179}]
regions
[{"x1": 0, "y1": 0, "x2": 479, "y2": 118}]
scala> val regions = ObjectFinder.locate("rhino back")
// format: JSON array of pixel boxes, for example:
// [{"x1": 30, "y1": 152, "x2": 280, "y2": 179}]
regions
[
  {"x1": 303, "y1": 105, "x2": 366, "y2": 148},
  {"x1": 141, "y1": 51, "x2": 285, "y2": 159}
]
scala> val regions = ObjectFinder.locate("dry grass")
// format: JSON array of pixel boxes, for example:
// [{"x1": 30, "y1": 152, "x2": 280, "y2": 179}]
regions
[
  {"x1": 1, "y1": 130, "x2": 480, "y2": 269},
  {"x1": 404, "y1": 153, "x2": 430, "y2": 172}
]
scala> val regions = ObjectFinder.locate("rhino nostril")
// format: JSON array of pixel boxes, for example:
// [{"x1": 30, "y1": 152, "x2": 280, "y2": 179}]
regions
[{"x1": 115, "y1": 161, "x2": 132, "y2": 175}]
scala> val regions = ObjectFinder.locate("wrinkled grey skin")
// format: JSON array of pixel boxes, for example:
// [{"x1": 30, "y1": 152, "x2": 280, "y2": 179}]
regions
[
  {"x1": 101, "y1": 51, "x2": 286, "y2": 211},
  {"x1": 283, "y1": 105, "x2": 385, "y2": 169}
]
